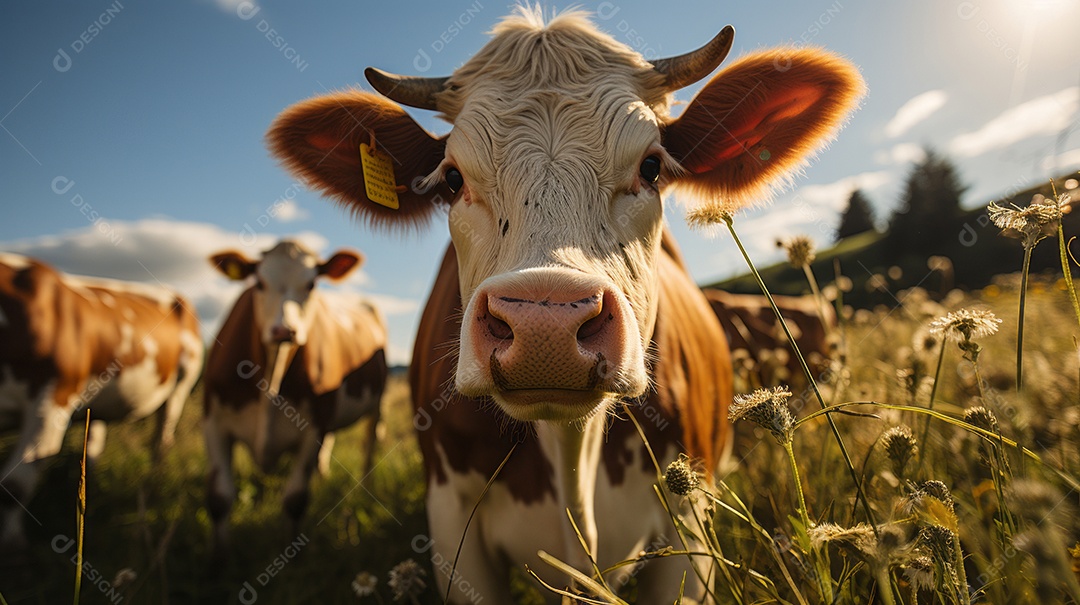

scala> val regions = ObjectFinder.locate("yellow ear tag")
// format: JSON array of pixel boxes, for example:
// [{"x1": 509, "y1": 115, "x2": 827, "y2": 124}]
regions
[
  {"x1": 226, "y1": 262, "x2": 242, "y2": 281},
  {"x1": 359, "y1": 142, "x2": 400, "y2": 210}
]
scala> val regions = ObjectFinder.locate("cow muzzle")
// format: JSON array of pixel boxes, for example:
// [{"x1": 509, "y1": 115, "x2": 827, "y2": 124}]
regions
[{"x1": 456, "y1": 268, "x2": 648, "y2": 421}]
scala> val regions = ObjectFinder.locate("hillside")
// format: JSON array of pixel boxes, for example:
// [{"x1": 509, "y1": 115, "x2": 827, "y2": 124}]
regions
[{"x1": 706, "y1": 175, "x2": 1079, "y2": 307}]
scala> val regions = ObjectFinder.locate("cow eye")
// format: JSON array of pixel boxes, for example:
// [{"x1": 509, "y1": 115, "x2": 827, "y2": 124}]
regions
[
  {"x1": 306, "y1": 280, "x2": 315, "y2": 291},
  {"x1": 639, "y1": 155, "x2": 662, "y2": 184},
  {"x1": 445, "y1": 167, "x2": 464, "y2": 194},
  {"x1": 255, "y1": 279, "x2": 265, "y2": 291}
]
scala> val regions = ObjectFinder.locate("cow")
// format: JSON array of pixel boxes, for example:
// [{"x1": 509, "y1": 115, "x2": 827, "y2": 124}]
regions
[
  {"x1": 203, "y1": 240, "x2": 388, "y2": 552},
  {"x1": 0, "y1": 252, "x2": 202, "y2": 549},
  {"x1": 703, "y1": 289, "x2": 838, "y2": 391},
  {"x1": 266, "y1": 8, "x2": 862, "y2": 602}
]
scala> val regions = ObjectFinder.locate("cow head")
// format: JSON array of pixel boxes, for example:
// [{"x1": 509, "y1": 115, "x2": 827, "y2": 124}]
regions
[
  {"x1": 211, "y1": 241, "x2": 362, "y2": 348},
  {"x1": 267, "y1": 9, "x2": 863, "y2": 422}
]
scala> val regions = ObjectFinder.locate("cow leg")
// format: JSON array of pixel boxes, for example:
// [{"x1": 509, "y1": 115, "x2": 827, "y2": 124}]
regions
[
  {"x1": 203, "y1": 412, "x2": 235, "y2": 557},
  {"x1": 281, "y1": 427, "x2": 324, "y2": 536},
  {"x1": 0, "y1": 383, "x2": 72, "y2": 550},
  {"x1": 360, "y1": 408, "x2": 381, "y2": 478},
  {"x1": 633, "y1": 498, "x2": 714, "y2": 605},
  {"x1": 316, "y1": 432, "x2": 335, "y2": 477},
  {"x1": 85, "y1": 420, "x2": 108, "y2": 464},
  {"x1": 154, "y1": 337, "x2": 200, "y2": 460}
]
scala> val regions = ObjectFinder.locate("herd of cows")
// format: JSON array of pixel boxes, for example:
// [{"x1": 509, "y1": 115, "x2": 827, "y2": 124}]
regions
[{"x1": 0, "y1": 8, "x2": 859, "y2": 603}]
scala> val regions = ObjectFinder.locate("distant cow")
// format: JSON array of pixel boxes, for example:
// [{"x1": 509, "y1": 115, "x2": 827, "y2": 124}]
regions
[
  {"x1": 704, "y1": 289, "x2": 837, "y2": 390},
  {"x1": 203, "y1": 241, "x2": 387, "y2": 550},
  {"x1": 0, "y1": 253, "x2": 202, "y2": 549},
  {"x1": 267, "y1": 8, "x2": 861, "y2": 602}
]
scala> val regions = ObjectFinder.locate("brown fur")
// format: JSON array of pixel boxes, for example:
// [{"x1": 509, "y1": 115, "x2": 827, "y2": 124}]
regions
[{"x1": 265, "y1": 91, "x2": 449, "y2": 229}]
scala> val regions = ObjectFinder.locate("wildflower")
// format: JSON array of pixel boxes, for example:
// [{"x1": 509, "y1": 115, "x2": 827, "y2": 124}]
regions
[
  {"x1": 352, "y1": 571, "x2": 378, "y2": 598},
  {"x1": 987, "y1": 193, "x2": 1070, "y2": 249},
  {"x1": 388, "y1": 559, "x2": 426, "y2": 602},
  {"x1": 928, "y1": 308, "x2": 1002, "y2": 342},
  {"x1": 663, "y1": 454, "x2": 700, "y2": 496},
  {"x1": 686, "y1": 198, "x2": 740, "y2": 228},
  {"x1": 880, "y1": 425, "x2": 918, "y2": 478},
  {"x1": 915, "y1": 480, "x2": 955, "y2": 513},
  {"x1": 903, "y1": 555, "x2": 935, "y2": 593},
  {"x1": 729, "y1": 386, "x2": 795, "y2": 444},
  {"x1": 808, "y1": 522, "x2": 874, "y2": 553},
  {"x1": 962, "y1": 406, "x2": 999, "y2": 434},
  {"x1": 782, "y1": 235, "x2": 816, "y2": 267}
]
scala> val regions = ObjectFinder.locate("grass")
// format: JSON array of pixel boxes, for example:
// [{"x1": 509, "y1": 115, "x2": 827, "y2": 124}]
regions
[{"x1": 3, "y1": 246, "x2": 1080, "y2": 603}]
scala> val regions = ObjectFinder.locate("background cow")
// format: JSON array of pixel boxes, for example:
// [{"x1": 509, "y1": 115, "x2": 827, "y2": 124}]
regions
[
  {"x1": 266, "y1": 8, "x2": 862, "y2": 603},
  {"x1": 0, "y1": 252, "x2": 202, "y2": 549},
  {"x1": 203, "y1": 240, "x2": 387, "y2": 552},
  {"x1": 704, "y1": 289, "x2": 838, "y2": 391}
]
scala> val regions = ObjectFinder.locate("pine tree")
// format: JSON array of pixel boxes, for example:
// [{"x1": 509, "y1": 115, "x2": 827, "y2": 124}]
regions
[
  {"x1": 887, "y1": 148, "x2": 968, "y2": 254},
  {"x1": 836, "y1": 189, "x2": 877, "y2": 242}
]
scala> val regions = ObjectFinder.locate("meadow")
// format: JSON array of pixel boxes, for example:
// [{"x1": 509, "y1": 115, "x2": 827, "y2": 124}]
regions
[{"x1": 1, "y1": 273, "x2": 1079, "y2": 604}]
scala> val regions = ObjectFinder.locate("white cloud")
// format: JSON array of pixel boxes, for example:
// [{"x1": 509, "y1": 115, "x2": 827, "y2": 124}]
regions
[
  {"x1": 272, "y1": 200, "x2": 309, "y2": 223},
  {"x1": 884, "y1": 90, "x2": 948, "y2": 138},
  {"x1": 210, "y1": 0, "x2": 258, "y2": 15},
  {"x1": 949, "y1": 87, "x2": 1079, "y2": 157},
  {"x1": 1041, "y1": 147, "x2": 1080, "y2": 172},
  {"x1": 874, "y1": 143, "x2": 927, "y2": 166}
]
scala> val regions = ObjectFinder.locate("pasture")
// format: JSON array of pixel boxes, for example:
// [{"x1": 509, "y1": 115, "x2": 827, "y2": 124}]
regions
[{"x1": 1, "y1": 271, "x2": 1078, "y2": 604}]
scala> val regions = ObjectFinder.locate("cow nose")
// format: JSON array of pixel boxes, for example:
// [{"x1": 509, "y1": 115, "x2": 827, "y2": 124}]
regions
[
  {"x1": 269, "y1": 325, "x2": 296, "y2": 343},
  {"x1": 465, "y1": 276, "x2": 641, "y2": 396}
]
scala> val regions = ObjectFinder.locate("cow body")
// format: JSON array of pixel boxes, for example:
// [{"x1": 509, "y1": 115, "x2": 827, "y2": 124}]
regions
[
  {"x1": 0, "y1": 253, "x2": 202, "y2": 549},
  {"x1": 203, "y1": 241, "x2": 387, "y2": 549},
  {"x1": 267, "y1": 8, "x2": 862, "y2": 601},
  {"x1": 412, "y1": 239, "x2": 731, "y2": 601},
  {"x1": 704, "y1": 289, "x2": 837, "y2": 390}
]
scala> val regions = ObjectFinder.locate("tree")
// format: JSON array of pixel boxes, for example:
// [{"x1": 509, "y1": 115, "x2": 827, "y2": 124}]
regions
[
  {"x1": 887, "y1": 148, "x2": 968, "y2": 254},
  {"x1": 835, "y1": 189, "x2": 877, "y2": 242}
]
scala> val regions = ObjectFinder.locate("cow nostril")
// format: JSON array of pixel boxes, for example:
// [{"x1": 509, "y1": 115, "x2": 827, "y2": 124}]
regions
[
  {"x1": 486, "y1": 315, "x2": 514, "y2": 341},
  {"x1": 577, "y1": 311, "x2": 610, "y2": 341}
]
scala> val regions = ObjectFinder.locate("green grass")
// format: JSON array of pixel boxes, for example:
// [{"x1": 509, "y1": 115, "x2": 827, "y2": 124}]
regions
[{"x1": 2, "y1": 279, "x2": 1079, "y2": 604}]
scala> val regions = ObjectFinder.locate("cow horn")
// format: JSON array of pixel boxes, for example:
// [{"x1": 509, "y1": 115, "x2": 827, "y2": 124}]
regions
[
  {"x1": 364, "y1": 67, "x2": 447, "y2": 111},
  {"x1": 651, "y1": 25, "x2": 735, "y2": 91}
]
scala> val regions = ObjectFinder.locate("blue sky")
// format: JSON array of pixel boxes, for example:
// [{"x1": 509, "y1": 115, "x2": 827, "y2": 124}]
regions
[{"x1": 3, "y1": 0, "x2": 1079, "y2": 364}]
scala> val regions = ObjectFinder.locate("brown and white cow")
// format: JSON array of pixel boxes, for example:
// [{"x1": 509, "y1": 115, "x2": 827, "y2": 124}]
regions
[
  {"x1": 267, "y1": 9, "x2": 862, "y2": 602},
  {"x1": 704, "y1": 289, "x2": 837, "y2": 390},
  {"x1": 203, "y1": 240, "x2": 387, "y2": 550},
  {"x1": 0, "y1": 253, "x2": 202, "y2": 549}
]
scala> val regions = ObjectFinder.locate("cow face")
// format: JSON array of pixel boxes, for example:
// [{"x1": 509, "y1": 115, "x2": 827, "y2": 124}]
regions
[
  {"x1": 211, "y1": 241, "x2": 361, "y2": 348},
  {"x1": 267, "y1": 9, "x2": 863, "y2": 422}
]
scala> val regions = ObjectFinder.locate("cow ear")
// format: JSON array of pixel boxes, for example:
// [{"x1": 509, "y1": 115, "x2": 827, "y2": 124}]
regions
[
  {"x1": 663, "y1": 48, "x2": 864, "y2": 206},
  {"x1": 318, "y1": 250, "x2": 364, "y2": 281},
  {"x1": 267, "y1": 90, "x2": 449, "y2": 229},
  {"x1": 211, "y1": 251, "x2": 257, "y2": 281}
]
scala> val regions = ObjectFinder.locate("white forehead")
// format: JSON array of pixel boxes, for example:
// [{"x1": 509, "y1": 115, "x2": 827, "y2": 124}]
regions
[{"x1": 256, "y1": 241, "x2": 318, "y2": 285}]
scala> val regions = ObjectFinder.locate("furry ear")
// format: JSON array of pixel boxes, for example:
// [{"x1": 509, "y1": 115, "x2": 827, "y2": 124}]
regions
[
  {"x1": 210, "y1": 251, "x2": 257, "y2": 281},
  {"x1": 318, "y1": 250, "x2": 364, "y2": 281},
  {"x1": 267, "y1": 90, "x2": 449, "y2": 229},
  {"x1": 663, "y1": 48, "x2": 864, "y2": 206}
]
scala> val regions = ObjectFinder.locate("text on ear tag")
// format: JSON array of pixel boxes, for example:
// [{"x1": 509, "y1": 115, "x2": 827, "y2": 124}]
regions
[{"x1": 360, "y1": 142, "x2": 400, "y2": 210}]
